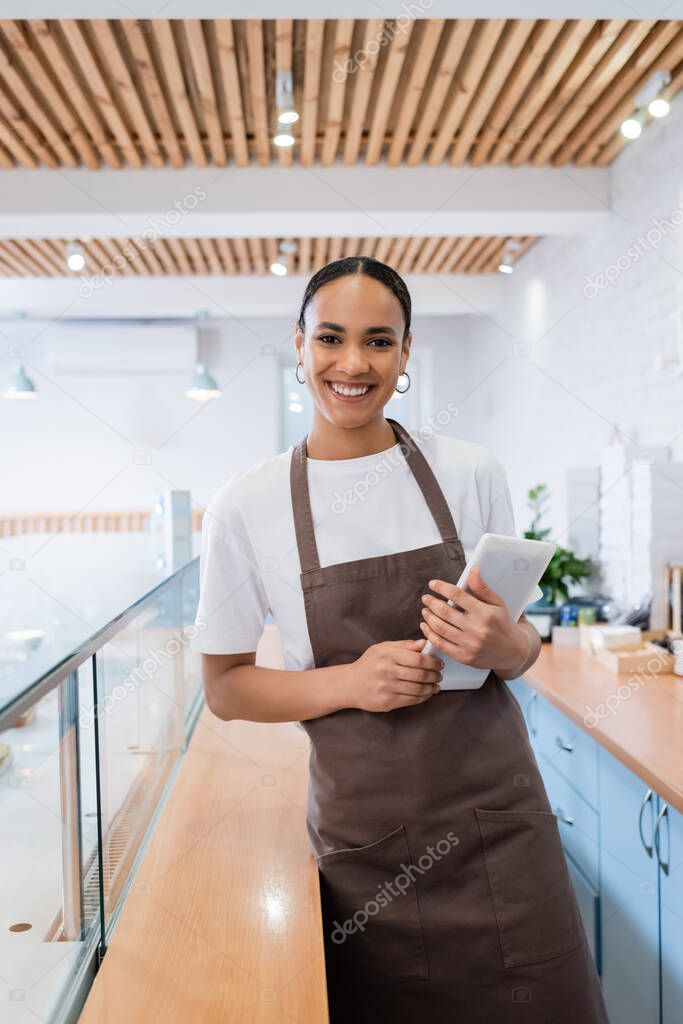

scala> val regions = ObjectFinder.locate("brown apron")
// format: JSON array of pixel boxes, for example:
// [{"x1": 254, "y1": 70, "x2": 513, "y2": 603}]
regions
[{"x1": 291, "y1": 417, "x2": 609, "y2": 1024}]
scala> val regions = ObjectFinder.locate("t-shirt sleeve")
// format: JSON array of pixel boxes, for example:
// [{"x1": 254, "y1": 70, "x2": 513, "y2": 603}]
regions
[
  {"x1": 480, "y1": 453, "x2": 517, "y2": 537},
  {"x1": 190, "y1": 484, "x2": 269, "y2": 654}
]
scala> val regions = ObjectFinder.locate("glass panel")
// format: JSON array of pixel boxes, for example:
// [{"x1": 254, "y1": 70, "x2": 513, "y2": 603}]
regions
[
  {"x1": 0, "y1": 532, "x2": 200, "y2": 723},
  {"x1": 93, "y1": 577, "x2": 187, "y2": 934},
  {"x1": 180, "y1": 561, "x2": 203, "y2": 734},
  {"x1": 0, "y1": 670, "x2": 98, "y2": 1022}
]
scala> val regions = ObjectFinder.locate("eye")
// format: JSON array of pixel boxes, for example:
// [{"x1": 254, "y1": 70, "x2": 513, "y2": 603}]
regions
[
  {"x1": 368, "y1": 337, "x2": 394, "y2": 348},
  {"x1": 318, "y1": 334, "x2": 340, "y2": 345}
]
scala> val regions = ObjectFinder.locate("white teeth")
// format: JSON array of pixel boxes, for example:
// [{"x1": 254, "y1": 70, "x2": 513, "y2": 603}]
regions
[{"x1": 330, "y1": 382, "x2": 370, "y2": 397}]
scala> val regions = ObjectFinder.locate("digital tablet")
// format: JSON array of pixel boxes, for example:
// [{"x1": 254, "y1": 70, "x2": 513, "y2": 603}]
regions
[{"x1": 423, "y1": 533, "x2": 556, "y2": 691}]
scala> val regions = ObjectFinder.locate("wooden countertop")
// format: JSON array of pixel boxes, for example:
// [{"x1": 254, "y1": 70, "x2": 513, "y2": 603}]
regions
[
  {"x1": 78, "y1": 627, "x2": 328, "y2": 1023},
  {"x1": 524, "y1": 644, "x2": 683, "y2": 814}
]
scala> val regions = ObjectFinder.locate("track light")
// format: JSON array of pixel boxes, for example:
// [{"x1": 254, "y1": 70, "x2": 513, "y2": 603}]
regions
[
  {"x1": 273, "y1": 132, "x2": 295, "y2": 148},
  {"x1": 498, "y1": 239, "x2": 521, "y2": 274},
  {"x1": 270, "y1": 261, "x2": 287, "y2": 276},
  {"x1": 66, "y1": 242, "x2": 86, "y2": 272},
  {"x1": 275, "y1": 69, "x2": 299, "y2": 126},
  {"x1": 649, "y1": 96, "x2": 670, "y2": 118},
  {"x1": 621, "y1": 110, "x2": 645, "y2": 140},
  {"x1": 621, "y1": 69, "x2": 672, "y2": 140}
]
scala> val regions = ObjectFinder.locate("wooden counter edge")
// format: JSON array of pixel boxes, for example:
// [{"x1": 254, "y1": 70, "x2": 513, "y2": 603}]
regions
[{"x1": 522, "y1": 645, "x2": 683, "y2": 815}]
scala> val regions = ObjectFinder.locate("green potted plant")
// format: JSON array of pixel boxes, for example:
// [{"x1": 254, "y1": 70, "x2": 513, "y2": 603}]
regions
[{"x1": 524, "y1": 484, "x2": 592, "y2": 607}]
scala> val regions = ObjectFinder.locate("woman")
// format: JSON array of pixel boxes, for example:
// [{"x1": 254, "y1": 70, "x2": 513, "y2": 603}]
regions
[{"x1": 192, "y1": 257, "x2": 609, "y2": 1023}]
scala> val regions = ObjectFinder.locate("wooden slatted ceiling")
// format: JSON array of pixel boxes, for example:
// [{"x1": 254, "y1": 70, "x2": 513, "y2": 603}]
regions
[
  {"x1": 0, "y1": 19, "x2": 681, "y2": 170},
  {"x1": 0, "y1": 236, "x2": 537, "y2": 277}
]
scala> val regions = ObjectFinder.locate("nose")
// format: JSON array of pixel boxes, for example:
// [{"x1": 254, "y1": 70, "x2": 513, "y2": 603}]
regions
[{"x1": 334, "y1": 346, "x2": 371, "y2": 376}]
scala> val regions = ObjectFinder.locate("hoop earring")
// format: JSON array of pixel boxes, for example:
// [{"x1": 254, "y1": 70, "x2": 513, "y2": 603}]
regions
[
  {"x1": 295, "y1": 363, "x2": 305, "y2": 385},
  {"x1": 395, "y1": 371, "x2": 411, "y2": 394}
]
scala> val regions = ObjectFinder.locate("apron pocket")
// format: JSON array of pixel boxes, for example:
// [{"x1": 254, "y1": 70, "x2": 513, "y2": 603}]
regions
[
  {"x1": 475, "y1": 807, "x2": 584, "y2": 969},
  {"x1": 316, "y1": 824, "x2": 428, "y2": 986}
]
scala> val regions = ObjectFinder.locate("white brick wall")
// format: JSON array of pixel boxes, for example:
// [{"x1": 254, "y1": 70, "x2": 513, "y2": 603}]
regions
[{"x1": 442, "y1": 96, "x2": 683, "y2": 615}]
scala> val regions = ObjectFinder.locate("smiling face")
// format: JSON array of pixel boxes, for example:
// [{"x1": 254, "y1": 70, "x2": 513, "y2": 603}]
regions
[{"x1": 294, "y1": 272, "x2": 412, "y2": 429}]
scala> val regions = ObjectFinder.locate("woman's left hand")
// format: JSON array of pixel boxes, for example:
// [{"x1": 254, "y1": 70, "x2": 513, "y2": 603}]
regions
[{"x1": 419, "y1": 565, "x2": 536, "y2": 678}]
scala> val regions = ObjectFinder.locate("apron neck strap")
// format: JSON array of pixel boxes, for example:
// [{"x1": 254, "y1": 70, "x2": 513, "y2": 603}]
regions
[{"x1": 290, "y1": 417, "x2": 463, "y2": 575}]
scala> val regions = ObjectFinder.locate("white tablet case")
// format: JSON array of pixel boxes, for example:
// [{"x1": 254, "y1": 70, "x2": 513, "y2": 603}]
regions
[{"x1": 423, "y1": 533, "x2": 556, "y2": 690}]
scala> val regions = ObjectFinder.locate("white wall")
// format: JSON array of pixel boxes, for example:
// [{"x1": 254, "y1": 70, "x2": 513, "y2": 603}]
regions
[
  {"x1": 439, "y1": 97, "x2": 683, "y2": 544},
  {"x1": 0, "y1": 313, "x2": 463, "y2": 515}
]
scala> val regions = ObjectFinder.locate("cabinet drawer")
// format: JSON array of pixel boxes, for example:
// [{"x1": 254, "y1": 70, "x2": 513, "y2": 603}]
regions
[
  {"x1": 542, "y1": 761, "x2": 600, "y2": 890},
  {"x1": 534, "y1": 697, "x2": 599, "y2": 810}
]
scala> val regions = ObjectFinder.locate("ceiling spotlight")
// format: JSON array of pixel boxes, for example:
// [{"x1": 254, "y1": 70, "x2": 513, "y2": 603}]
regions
[
  {"x1": 276, "y1": 69, "x2": 299, "y2": 126},
  {"x1": 1, "y1": 364, "x2": 37, "y2": 399},
  {"x1": 66, "y1": 241, "x2": 86, "y2": 272},
  {"x1": 270, "y1": 261, "x2": 287, "y2": 276},
  {"x1": 273, "y1": 132, "x2": 295, "y2": 148},
  {"x1": 279, "y1": 240, "x2": 298, "y2": 255},
  {"x1": 498, "y1": 239, "x2": 519, "y2": 274},
  {"x1": 620, "y1": 111, "x2": 645, "y2": 140},
  {"x1": 649, "y1": 96, "x2": 670, "y2": 118},
  {"x1": 635, "y1": 68, "x2": 671, "y2": 112}
]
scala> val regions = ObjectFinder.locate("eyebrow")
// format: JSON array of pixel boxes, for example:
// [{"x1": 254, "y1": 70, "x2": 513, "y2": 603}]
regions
[{"x1": 314, "y1": 321, "x2": 397, "y2": 336}]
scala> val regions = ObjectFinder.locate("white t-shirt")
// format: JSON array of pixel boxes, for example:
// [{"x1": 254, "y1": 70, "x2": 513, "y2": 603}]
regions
[{"x1": 190, "y1": 430, "x2": 518, "y2": 670}]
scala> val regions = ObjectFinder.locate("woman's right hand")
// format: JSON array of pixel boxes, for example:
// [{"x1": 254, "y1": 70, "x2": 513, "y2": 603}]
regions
[{"x1": 344, "y1": 638, "x2": 444, "y2": 712}]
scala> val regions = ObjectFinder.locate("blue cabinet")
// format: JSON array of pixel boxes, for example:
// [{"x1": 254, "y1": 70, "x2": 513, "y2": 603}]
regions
[
  {"x1": 659, "y1": 799, "x2": 683, "y2": 1024},
  {"x1": 507, "y1": 675, "x2": 682, "y2": 1024},
  {"x1": 566, "y1": 852, "x2": 601, "y2": 972},
  {"x1": 598, "y1": 746, "x2": 660, "y2": 1024}
]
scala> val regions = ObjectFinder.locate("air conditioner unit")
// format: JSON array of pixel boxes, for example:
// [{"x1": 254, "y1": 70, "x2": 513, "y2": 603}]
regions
[{"x1": 45, "y1": 323, "x2": 198, "y2": 376}]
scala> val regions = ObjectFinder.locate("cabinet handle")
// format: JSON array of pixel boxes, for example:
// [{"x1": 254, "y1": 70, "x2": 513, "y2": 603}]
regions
[
  {"x1": 654, "y1": 803, "x2": 670, "y2": 876},
  {"x1": 555, "y1": 736, "x2": 574, "y2": 753},
  {"x1": 638, "y1": 789, "x2": 654, "y2": 857},
  {"x1": 527, "y1": 692, "x2": 538, "y2": 736},
  {"x1": 555, "y1": 806, "x2": 574, "y2": 826}
]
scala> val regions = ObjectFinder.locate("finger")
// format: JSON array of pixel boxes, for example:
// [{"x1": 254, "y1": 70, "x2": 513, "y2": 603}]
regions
[
  {"x1": 419, "y1": 619, "x2": 470, "y2": 662},
  {"x1": 421, "y1": 606, "x2": 466, "y2": 648},
  {"x1": 393, "y1": 680, "x2": 441, "y2": 698},
  {"x1": 466, "y1": 565, "x2": 505, "y2": 607},
  {"x1": 428, "y1": 578, "x2": 478, "y2": 612},
  {"x1": 394, "y1": 647, "x2": 445, "y2": 672},
  {"x1": 390, "y1": 638, "x2": 428, "y2": 649},
  {"x1": 421, "y1": 593, "x2": 466, "y2": 631},
  {"x1": 392, "y1": 667, "x2": 443, "y2": 687}
]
